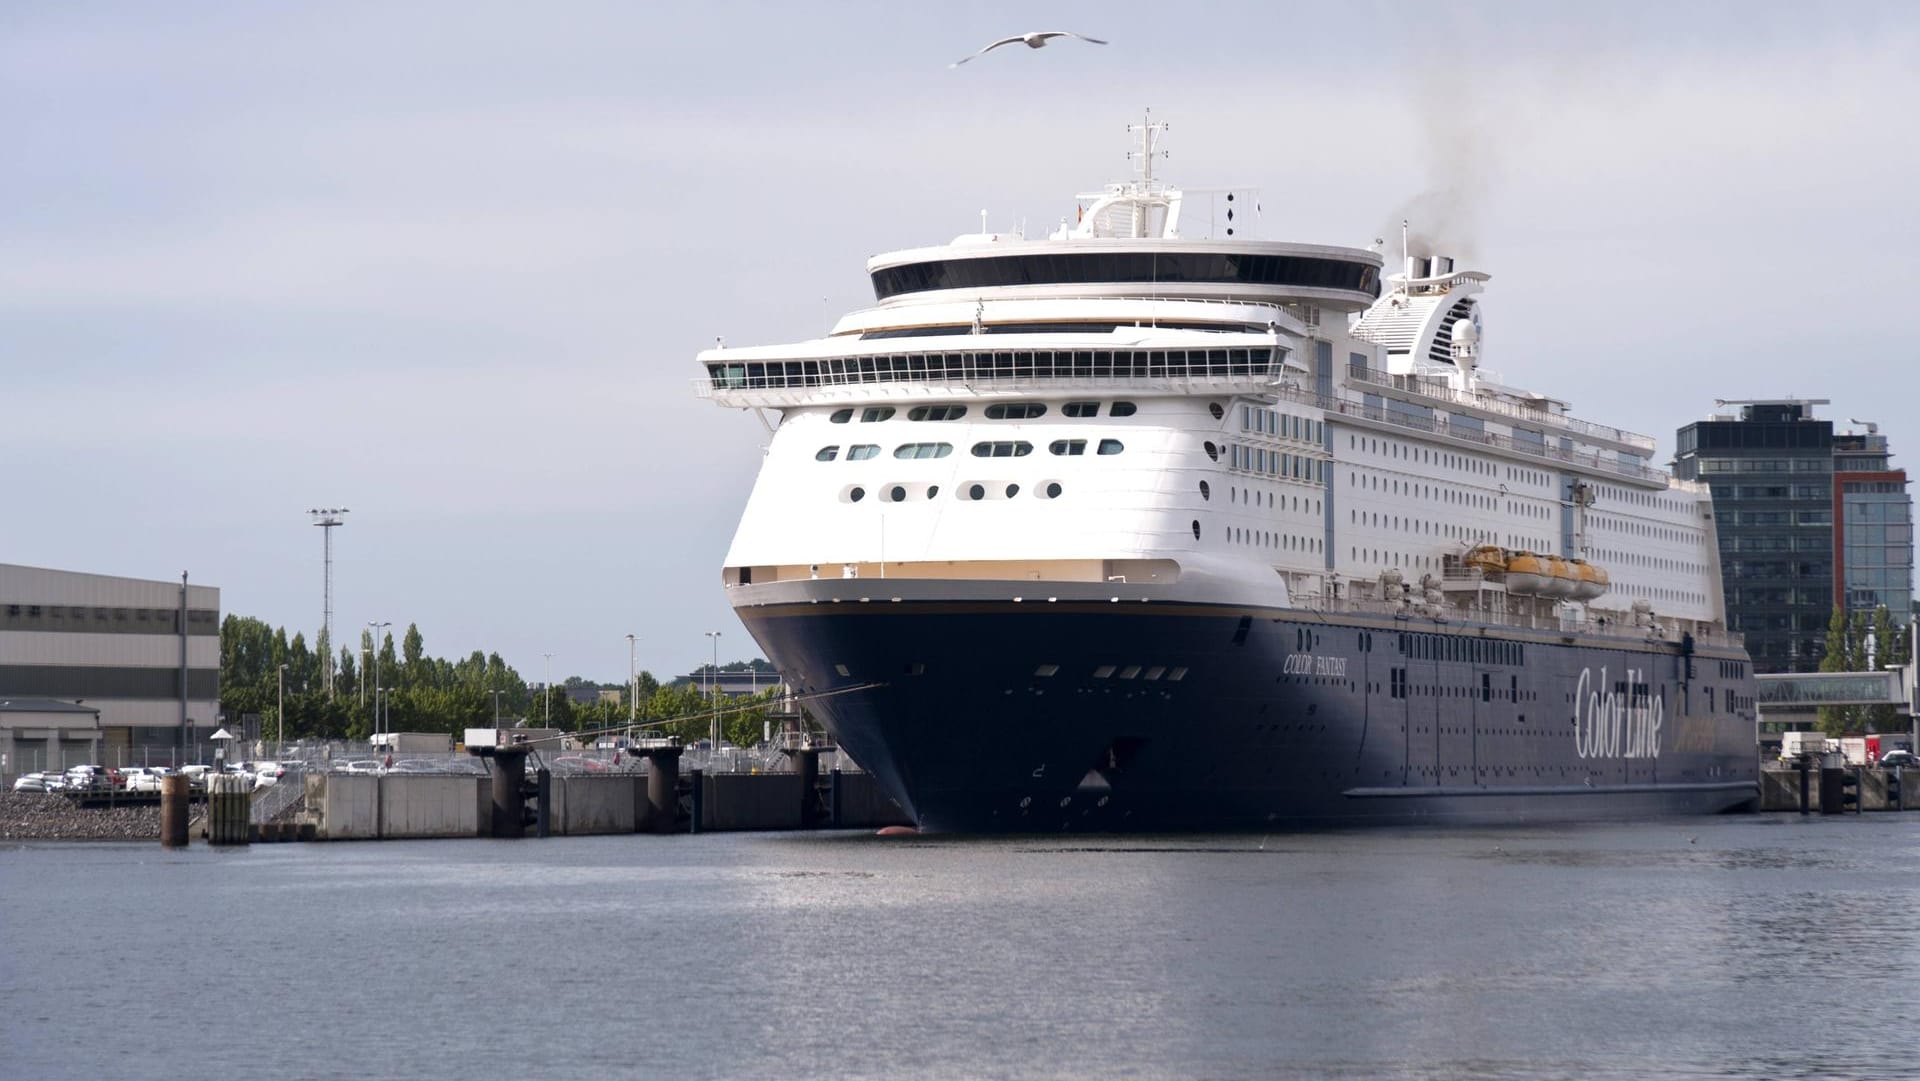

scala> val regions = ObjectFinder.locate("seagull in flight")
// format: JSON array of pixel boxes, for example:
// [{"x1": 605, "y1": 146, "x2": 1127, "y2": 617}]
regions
[{"x1": 951, "y1": 31, "x2": 1107, "y2": 67}]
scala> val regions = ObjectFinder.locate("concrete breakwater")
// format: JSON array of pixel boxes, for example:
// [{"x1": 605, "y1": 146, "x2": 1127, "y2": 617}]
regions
[{"x1": 306, "y1": 768, "x2": 909, "y2": 840}]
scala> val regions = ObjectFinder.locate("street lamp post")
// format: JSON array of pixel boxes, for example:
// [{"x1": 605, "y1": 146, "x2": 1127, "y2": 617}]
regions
[
  {"x1": 277, "y1": 663, "x2": 288, "y2": 752},
  {"x1": 359, "y1": 647, "x2": 370, "y2": 709},
  {"x1": 368, "y1": 621, "x2": 390, "y2": 747},
  {"x1": 625, "y1": 634, "x2": 638, "y2": 735},
  {"x1": 491, "y1": 689, "x2": 505, "y2": 726},
  {"x1": 543, "y1": 653, "x2": 554, "y2": 725},
  {"x1": 704, "y1": 630, "x2": 722, "y2": 751}
]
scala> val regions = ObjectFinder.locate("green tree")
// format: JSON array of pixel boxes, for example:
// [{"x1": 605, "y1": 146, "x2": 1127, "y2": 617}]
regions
[{"x1": 1817, "y1": 606, "x2": 1854, "y2": 733}]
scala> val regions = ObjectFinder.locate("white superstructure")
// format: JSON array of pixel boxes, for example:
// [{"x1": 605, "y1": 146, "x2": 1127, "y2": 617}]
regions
[{"x1": 699, "y1": 120, "x2": 1730, "y2": 646}]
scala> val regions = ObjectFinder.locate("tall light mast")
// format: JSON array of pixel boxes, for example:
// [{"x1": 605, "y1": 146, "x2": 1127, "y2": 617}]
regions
[{"x1": 309, "y1": 508, "x2": 349, "y2": 699}]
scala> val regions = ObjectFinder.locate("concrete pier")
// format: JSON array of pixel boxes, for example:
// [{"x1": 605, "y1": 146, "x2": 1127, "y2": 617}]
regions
[{"x1": 206, "y1": 773, "x2": 251, "y2": 845}]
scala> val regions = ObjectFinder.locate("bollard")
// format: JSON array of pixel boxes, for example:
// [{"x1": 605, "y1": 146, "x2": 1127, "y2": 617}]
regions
[
  {"x1": 490, "y1": 751, "x2": 527, "y2": 838},
  {"x1": 794, "y1": 748, "x2": 820, "y2": 828},
  {"x1": 644, "y1": 748, "x2": 681, "y2": 834},
  {"x1": 160, "y1": 774, "x2": 190, "y2": 848}
]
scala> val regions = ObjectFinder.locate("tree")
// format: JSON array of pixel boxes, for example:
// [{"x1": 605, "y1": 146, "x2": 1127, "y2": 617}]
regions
[{"x1": 1817, "y1": 606, "x2": 1854, "y2": 733}]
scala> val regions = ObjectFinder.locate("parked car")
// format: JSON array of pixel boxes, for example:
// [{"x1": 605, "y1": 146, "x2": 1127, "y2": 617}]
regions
[
  {"x1": 1880, "y1": 750, "x2": 1919, "y2": 769},
  {"x1": 178, "y1": 765, "x2": 212, "y2": 792},
  {"x1": 63, "y1": 765, "x2": 109, "y2": 792},
  {"x1": 12, "y1": 772, "x2": 62, "y2": 793},
  {"x1": 340, "y1": 759, "x2": 385, "y2": 775}
]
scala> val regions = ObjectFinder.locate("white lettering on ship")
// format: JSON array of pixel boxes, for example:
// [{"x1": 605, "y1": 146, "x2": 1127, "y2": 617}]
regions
[
  {"x1": 1283, "y1": 653, "x2": 1347, "y2": 678},
  {"x1": 1573, "y1": 666, "x2": 1664, "y2": 760}
]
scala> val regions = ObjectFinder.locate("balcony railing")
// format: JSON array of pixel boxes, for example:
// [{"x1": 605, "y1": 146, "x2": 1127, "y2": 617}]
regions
[{"x1": 1345, "y1": 365, "x2": 1656, "y2": 453}]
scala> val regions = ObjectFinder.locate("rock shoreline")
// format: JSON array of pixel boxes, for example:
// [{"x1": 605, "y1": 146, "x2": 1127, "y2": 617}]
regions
[{"x1": 0, "y1": 792, "x2": 169, "y2": 841}]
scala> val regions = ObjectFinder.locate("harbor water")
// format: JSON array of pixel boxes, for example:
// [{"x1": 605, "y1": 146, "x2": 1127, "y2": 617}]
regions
[{"x1": 4, "y1": 814, "x2": 1918, "y2": 1080}]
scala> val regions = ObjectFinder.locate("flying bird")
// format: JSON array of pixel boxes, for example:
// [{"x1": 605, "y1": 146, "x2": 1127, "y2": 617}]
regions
[{"x1": 951, "y1": 31, "x2": 1107, "y2": 68}]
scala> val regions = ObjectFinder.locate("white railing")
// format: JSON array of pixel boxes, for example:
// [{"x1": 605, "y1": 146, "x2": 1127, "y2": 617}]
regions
[{"x1": 1345, "y1": 366, "x2": 1656, "y2": 453}]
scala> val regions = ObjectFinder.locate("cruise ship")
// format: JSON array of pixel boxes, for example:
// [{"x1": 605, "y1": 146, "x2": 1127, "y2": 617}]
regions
[{"x1": 697, "y1": 120, "x2": 1759, "y2": 831}]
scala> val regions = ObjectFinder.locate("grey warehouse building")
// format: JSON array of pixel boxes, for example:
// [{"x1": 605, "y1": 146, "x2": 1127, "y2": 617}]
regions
[{"x1": 1, "y1": 563, "x2": 219, "y2": 778}]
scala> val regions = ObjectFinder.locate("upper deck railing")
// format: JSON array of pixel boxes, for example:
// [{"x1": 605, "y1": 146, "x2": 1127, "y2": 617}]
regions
[{"x1": 1345, "y1": 365, "x2": 1657, "y2": 454}]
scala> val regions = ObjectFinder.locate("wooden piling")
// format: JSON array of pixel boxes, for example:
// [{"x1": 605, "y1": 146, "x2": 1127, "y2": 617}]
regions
[{"x1": 160, "y1": 774, "x2": 190, "y2": 848}]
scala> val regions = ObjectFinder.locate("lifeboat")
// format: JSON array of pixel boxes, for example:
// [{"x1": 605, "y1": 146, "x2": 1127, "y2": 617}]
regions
[
  {"x1": 1466, "y1": 545, "x2": 1509, "y2": 576},
  {"x1": 1505, "y1": 551, "x2": 1552, "y2": 595},
  {"x1": 1538, "y1": 555, "x2": 1577, "y2": 598},
  {"x1": 1568, "y1": 559, "x2": 1609, "y2": 601}
]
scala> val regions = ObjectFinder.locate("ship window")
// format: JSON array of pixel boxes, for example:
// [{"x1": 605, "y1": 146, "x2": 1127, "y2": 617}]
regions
[
  {"x1": 926, "y1": 485, "x2": 940, "y2": 498},
  {"x1": 830, "y1": 409, "x2": 853, "y2": 424},
  {"x1": 1092, "y1": 665, "x2": 1116, "y2": 679},
  {"x1": 1143, "y1": 666, "x2": 1165, "y2": 680},
  {"x1": 1034, "y1": 664, "x2": 1059, "y2": 677},
  {"x1": 893, "y1": 442, "x2": 953, "y2": 459},
  {"x1": 1209, "y1": 403, "x2": 1224, "y2": 420},
  {"x1": 985, "y1": 402, "x2": 1047, "y2": 420},
  {"x1": 1005, "y1": 483, "x2": 1020, "y2": 497},
  {"x1": 861, "y1": 407, "x2": 895, "y2": 422},
  {"x1": 907, "y1": 404, "x2": 968, "y2": 421},
  {"x1": 1167, "y1": 666, "x2": 1188, "y2": 681},
  {"x1": 1098, "y1": 439, "x2": 1124, "y2": 455},
  {"x1": 1044, "y1": 482, "x2": 1062, "y2": 499},
  {"x1": 972, "y1": 441, "x2": 1033, "y2": 458},
  {"x1": 1109, "y1": 401, "x2": 1137, "y2": 417},
  {"x1": 888, "y1": 486, "x2": 906, "y2": 502},
  {"x1": 847, "y1": 444, "x2": 881, "y2": 460},
  {"x1": 1199, "y1": 480, "x2": 1210, "y2": 500},
  {"x1": 846, "y1": 486, "x2": 866, "y2": 503},
  {"x1": 815, "y1": 446, "x2": 840, "y2": 461},
  {"x1": 1063, "y1": 401, "x2": 1099, "y2": 418},
  {"x1": 967, "y1": 483, "x2": 986, "y2": 500},
  {"x1": 1204, "y1": 441, "x2": 1219, "y2": 462},
  {"x1": 1191, "y1": 519, "x2": 1201, "y2": 539},
  {"x1": 1117, "y1": 665, "x2": 1141, "y2": 679},
  {"x1": 1049, "y1": 439, "x2": 1087, "y2": 456}
]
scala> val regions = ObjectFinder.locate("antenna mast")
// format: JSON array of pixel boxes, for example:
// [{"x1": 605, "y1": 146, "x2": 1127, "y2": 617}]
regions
[{"x1": 310, "y1": 507, "x2": 349, "y2": 699}]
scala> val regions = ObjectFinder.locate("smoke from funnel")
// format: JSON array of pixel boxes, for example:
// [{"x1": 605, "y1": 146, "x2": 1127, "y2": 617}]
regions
[{"x1": 1382, "y1": 71, "x2": 1494, "y2": 263}]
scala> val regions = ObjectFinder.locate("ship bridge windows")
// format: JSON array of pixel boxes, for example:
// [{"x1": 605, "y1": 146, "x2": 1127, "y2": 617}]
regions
[
  {"x1": 907, "y1": 404, "x2": 968, "y2": 421},
  {"x1": 868, "y1": 251, "x2": 1382, "y2": 300},
  {"x1": 893, "y1": 442, "x2": 953, "y2": 459},
  {"x1": 972, "y1": 441, "x2": 1034, "y2": 458},
  {"x1": 984, "y1": 402, "x2": 1047, "y2": 420}
]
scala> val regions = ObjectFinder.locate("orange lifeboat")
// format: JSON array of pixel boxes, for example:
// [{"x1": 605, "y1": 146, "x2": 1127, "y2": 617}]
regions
[
  {"x1": 1466, "y1": 545, "x2": 1509, "y2": 576},
  {"x1": 1505, "y1": 551, "x2": 1551, "y2": 595},
  {"x1": 1568, "y1": 559, "x2": 1609, "y2": 601},
  {"x1": 1539, "y1": 555, "x2": 1577, "y2": 598}
]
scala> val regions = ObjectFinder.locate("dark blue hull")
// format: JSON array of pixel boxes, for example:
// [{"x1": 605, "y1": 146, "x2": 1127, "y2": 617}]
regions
[{"x1": 741, "y1": 600, "x2": 1760, "y2": 832}]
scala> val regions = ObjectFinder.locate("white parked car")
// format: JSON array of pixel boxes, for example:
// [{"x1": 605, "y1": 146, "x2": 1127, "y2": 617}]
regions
[{"x1": 12, "y1": 772, "x2": 62, "y2": 793}]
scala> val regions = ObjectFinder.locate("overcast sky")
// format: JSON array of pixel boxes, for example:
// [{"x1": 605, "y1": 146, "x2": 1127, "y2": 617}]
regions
[{"x1": 3, "y1": 2, "x2": 1915, "y2": 684}]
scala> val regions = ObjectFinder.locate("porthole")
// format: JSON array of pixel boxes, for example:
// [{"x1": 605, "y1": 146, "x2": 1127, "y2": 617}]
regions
[
  {"x1": 1199, "y1": 480, "x2": 1210, "y2": 500},
  {"x1": 889, "y1": 486, "x2": 906, "y2": 502},
  {"x1": 1005, "y1": 483, "x2": 1020, "y2": 498},
  {"x1": 830, "y1": 409, "x2": 853, "y2": 424},
  {"x1": 1209, "y1": 402, "x2": 1224, "y2": 420},
  {"x1": 1045, "y1": 482, "x2": 1062, "y2": 498},
  {"x1": 1192, "y1": 520, "x2": 1202, "y2": 539},
  {"x1": 815, "y1": 446, "x2": 840, "y2": 461},
  {"x1": 968, "y1": 483, "x2": 986, "y2": 500},
  {"x1": 1204, "y1": 441, "x2": 1219, "y2": 462},
  {"x1": 848, "y1": 486, "x2": 866, "y2": 503},
  {"x1": 926, "y1": 485, "x2": 940, "y2": 498}
]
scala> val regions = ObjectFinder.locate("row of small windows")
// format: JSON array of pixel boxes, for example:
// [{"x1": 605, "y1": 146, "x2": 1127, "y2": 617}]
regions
[
  {"x1": 828, "y1": 401, "x2": 1136, "y2": 424},
  {"x1": 1240, "y1": 405, "x2": 1324, "y2": 446},
  {"x1": 1349, "y1": 469, "x2": 1499, "y2": 510},
  {"x1": 817, "y1": 440, "x2": 1121, "y2": 461},
  {"x1": 709, "y1": 348, "x2": 1277, "y2": 394},
  {"x1": 1229, "y1": 443, "x2": 1327, "y2": 483},
  {"x1": 0, "y1": 604, "x2": 221, "y2": 636},
  {"x1": 844, "y1": 482, "x2": 1065, "y2": 503},
  {"x1": 1226, "y1": 526, "x2": 1322, "y2": 554},
  {"x1": 1350, "y1": 433, "x2": 1498, "y2": 476}
]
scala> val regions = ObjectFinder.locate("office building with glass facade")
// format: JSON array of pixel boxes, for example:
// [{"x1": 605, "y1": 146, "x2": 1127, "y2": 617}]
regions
[{"x1": 1675, "y1": 401, "x2": 1913, "y2": 673}]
